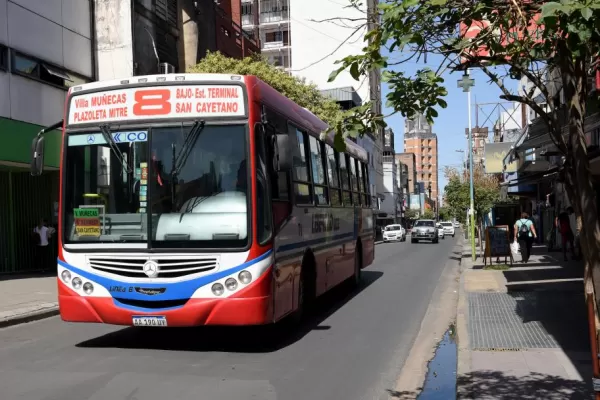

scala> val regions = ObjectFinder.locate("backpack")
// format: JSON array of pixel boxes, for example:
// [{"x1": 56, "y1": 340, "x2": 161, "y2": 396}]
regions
[{"x1": 518, "y1": 219, "x2": 530, "y2": 239}]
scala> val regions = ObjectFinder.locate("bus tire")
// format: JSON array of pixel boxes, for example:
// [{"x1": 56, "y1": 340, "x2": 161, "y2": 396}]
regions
[{"x1": 291, "y1": 252, "x2": 316, "y2": 324}]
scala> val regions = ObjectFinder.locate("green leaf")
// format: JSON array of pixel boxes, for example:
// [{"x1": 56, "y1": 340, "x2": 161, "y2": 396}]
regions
[
  {"x1": 580, "y1": 7, "x2": 593, "y2": 20},
  {"x1": 328, "y1": 66, "x2": 345, "y2": 83},
  {"x1": 430, "y1": 0, "x2": 447, "y2": 5},
  {"x1": 349, "y1": 63, "x2": 360, "y2": 81},
  {"x1": 540, "y1": 2, "x2": 562, "y2": 18}
]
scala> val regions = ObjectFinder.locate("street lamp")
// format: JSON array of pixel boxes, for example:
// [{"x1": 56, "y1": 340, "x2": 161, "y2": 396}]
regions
[{"x1": 458, "y1": 70, "x2": 476, "y2": 261}]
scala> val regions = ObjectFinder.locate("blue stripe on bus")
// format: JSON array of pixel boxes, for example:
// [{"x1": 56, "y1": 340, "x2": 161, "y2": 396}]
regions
[
  {"x1": 277, "y1": 232, "x2": 355, "y2": 253},
  {"x1": 57, "y1": 250, "x2": 272, "y2": 302}
]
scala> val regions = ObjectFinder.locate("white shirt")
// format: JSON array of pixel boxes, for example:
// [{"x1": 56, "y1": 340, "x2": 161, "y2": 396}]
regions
[{"x1": 34, "y1": 226, "x2": 55, "y2": 246}]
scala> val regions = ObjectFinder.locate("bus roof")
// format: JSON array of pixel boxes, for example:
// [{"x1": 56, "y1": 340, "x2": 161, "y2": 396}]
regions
[{"x1": 69, "y1": 73, "x2": 369, "y2": 162}]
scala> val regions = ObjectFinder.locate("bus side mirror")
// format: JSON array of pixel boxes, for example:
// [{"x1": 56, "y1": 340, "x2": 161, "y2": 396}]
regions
[
  {"x1": 274, "y1": 134, "x2": 292, "y2": 172},
  {"x1": 31, "y1": 136, "x2": 45, "y2": 176}
]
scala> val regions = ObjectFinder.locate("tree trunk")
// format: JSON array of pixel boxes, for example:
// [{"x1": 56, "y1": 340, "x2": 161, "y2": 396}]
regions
[{"x1": 560, "y1": 57, "x2": 600, "y2": 315}]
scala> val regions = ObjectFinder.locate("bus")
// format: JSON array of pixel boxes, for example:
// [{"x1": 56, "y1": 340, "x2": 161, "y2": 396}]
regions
[{"x1": 30, "y1": 73, "x2": 375, "y2": 327}]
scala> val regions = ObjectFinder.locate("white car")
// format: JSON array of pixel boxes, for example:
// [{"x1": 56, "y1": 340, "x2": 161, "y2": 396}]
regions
[
  {"x1": 453, "y1": 221, "x2": 460, "y2": 228},
  {"x1": 383, "y1": 224, "x2": 406, "y2": 242},
  {"x1": 440, "y1": 221, "x2": 456, "y2": 237},
  {"x1": 436, "y1": 223, "x2": 445, "y2": 239}
]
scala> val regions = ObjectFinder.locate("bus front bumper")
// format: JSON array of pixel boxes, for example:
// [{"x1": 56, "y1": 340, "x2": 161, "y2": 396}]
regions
[{"x1": 58, "y1": 280, "x2": 273, "y2": 327}]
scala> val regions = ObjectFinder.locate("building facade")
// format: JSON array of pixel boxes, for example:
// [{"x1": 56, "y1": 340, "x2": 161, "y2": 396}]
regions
[
  {"x1": 0, "y1": 0, "x2": 95, "y2": 273},
  {"x1": 96, "y1": 0, "x2": 259, "y2": 82},
  {"x1": 403, "y1": 114, "x2": 439, "y2": 202},
  {"x1": 397, "y1": 153, "x2": 417, "y2": 194},
  {"x1": 380, "y1": 128, "x2": 401, "y2": 223}
]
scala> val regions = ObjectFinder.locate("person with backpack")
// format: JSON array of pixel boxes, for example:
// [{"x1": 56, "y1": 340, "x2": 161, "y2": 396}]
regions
[{"x1": 514, "y1": 212, "x2": 537, "y2": 263}]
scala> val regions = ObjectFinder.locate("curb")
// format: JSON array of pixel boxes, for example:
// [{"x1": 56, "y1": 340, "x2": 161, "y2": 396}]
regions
[
  {"x1": 0, "y1": 305, "x2": 59, "y2": 329},
  {"x1": 389, "y1": 236, "x2": 464, "y2": 398},
  {"x1": 456, "y1": 244, "x2": 473, "y2": 400}
]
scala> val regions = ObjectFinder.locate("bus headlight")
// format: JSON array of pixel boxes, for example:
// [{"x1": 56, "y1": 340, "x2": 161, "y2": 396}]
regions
[
  {"x1": 211, "y1": 283, "x2": 225, "y2": 296},
  {"x1": 238, "y1": 270, "x2": 252, "y2": 284},
  {"x1": 83, "y1": 282, "x2": 94, "y2": 295},
  {"x1": 61, "y1": 270, "x2": 71, "y2": 283},
  {"x1": 225, "y1": 278, "x2": 238, "y2": 291},
  {"x1": 72, "y1": 277, "x2": 83, "y2": 290}
]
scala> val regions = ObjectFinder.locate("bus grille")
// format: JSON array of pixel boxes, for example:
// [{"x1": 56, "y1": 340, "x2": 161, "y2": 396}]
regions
[{"x1": 88, "y1": 257, "x2": 218, "y2": 278}]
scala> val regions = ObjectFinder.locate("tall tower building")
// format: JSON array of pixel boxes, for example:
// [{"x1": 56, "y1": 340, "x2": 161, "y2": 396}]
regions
[{"x1": 403, "y1": 114, "x2": 439, "y2": 201}]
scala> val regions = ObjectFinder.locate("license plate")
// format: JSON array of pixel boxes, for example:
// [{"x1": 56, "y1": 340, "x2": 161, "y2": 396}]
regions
[{"x1": 132, "y1": 316, "x2": 167, "y2": 327}]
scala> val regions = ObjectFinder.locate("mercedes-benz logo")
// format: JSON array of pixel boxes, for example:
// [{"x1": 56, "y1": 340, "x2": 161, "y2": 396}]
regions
[
  {"x1": 143, "y1": 260, "x2": 159, "y2": 278},
  {"x1": 87, "y1": 135, "x2": 95, "y2": 144}
]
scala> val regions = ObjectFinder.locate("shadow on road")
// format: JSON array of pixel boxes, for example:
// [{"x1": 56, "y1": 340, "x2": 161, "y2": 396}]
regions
[
  {"x1": 456, "y1": 370, "x2": 591, "y2": 399},
  {"x1": 76, "y1": 270, "x2": 383, "y2": 353}
]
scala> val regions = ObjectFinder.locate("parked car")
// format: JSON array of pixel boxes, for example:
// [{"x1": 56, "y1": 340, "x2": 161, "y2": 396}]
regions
[
  {"x1": 383, "y1": 224, "x2": 406, "y2": 242},
  {"x1": 440, "y1": 221, "x2": 456, "y2": 237},
  {"x1": 411, "y1": 219, "x2": 438, "y2": 243},
  {"x1": 453, "y1": 221, "x2": 460, "y2": 228},
  {"x1": 436, "y1": 223, "x2": 445, "y2": 239}
]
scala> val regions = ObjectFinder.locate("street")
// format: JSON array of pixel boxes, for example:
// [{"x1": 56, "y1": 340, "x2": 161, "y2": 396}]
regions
[{"x1": 0, "y1": 237, "x2": 458, "y2": 400}]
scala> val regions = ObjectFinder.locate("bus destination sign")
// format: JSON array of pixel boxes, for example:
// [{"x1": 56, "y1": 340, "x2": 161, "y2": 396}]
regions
[{"x1": 67, "y1": 85, "x2": 246, "y2": 125}]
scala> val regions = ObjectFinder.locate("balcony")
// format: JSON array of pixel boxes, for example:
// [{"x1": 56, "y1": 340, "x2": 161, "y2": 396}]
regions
[{"x1": 259, "y1": 0, "x2": 290, "y2": 25}]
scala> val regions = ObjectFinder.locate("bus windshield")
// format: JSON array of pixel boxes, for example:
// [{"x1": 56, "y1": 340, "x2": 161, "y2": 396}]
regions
[{"x1": 63, "y1": 124, "x2": 249, "y2": 249}]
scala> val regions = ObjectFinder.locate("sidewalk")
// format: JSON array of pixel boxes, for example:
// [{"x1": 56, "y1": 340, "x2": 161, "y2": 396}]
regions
[
  {"x1": 456, "y1": 242, "x2": 594, "y2": 399},
  {"x1": 0, "y1": 274, "x2": 58, "y2": 328}
]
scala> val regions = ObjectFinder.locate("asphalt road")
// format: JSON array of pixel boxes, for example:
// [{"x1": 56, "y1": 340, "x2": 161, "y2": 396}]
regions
[{"x1": 0, "y1": 234, "x2": 459, "y2": 400}]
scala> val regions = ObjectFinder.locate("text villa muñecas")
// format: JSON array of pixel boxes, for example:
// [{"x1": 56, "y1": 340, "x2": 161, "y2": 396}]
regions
[{"x1": 70, "y1": 87, "x2": 241, "y2": 122}]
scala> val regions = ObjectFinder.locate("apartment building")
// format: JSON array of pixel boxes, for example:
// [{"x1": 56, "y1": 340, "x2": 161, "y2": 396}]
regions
[
  {"x1": 0, "y1": 0, "x2": 95, "y2": 273},
  {"x1": 96, "y1": 0, "x2": 259, "y2": 81},
  {"x1": 241, "y1": 0, "x2": 385, "y2": 206},
  {"x1": 403, "y1": 114, "x2": 439, "y2": 202},
  {"x1": 396, "y1": 153, "x2": 417, "y2": 194}
]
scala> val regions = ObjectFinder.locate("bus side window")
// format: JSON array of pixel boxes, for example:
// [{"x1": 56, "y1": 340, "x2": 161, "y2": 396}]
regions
[
  {"x1": 291, "y1": 128, "x2": 312, "y2": 205},
  {"x1": 255, "y1": 124, "x2": 273, "y2": 244},
  {"x1": 326, "y1": 144, "x2": 341, "y2": 206},
  {"x1": 339, "y1": 153, "x2": 351, "y2": 206}
]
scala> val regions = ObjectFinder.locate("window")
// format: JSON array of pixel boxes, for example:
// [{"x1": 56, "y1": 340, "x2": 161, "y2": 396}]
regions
[
  {"x1": 339, "y1": 153, "x2": 352, "y2": 205},
  {"x1": 292, "y1": 128, "x2": 311, "y2": 204},
  {"x1": 326, "y1": 145, "x2": 341, "y2": 206},
  {"x1": 309, "y1": 136, "x2": 328, "y2": 205},
  {"x1": 255, "y1": 123, "x2": 273, "y2": 244},
  {"x1": 0, "y1": 45, "x2": 7, "y2": 71},
  {"x1": 349, "y1": 157, "x2": 360, "y2": 205},
  {"x1": 154, "y1": 0, "x2": 178, "y2": 26},
  {"x1": 359, "y1": 162, "x2": 369, "y2": 207},
  {"x1": 11, "y1": 51, "x2": 90, "y2": 89}
]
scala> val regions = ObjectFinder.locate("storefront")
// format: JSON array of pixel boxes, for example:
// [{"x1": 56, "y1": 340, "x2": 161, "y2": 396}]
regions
[{"x1": 0, "y1": 118, "x2": 61, "y2": 274}]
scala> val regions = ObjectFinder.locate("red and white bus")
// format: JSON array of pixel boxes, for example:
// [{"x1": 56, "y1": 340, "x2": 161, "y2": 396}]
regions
[{"x1": 31, "y1": 73, "x2": 375, "y2": 327}]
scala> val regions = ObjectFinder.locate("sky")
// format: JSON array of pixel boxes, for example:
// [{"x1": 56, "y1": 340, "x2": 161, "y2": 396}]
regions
[{"x1": 382, "y1": 53, "x2": 519, "y2": 196}]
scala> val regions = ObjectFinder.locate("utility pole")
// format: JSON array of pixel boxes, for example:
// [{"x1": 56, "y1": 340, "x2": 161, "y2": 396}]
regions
[{"x1": 458, "y1": 71, "x2": 476, "y2": 261}]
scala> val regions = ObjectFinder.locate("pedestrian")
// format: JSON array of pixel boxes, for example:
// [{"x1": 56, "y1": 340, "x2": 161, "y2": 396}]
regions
[
  {"x1": 33, "y1": 218, "x2": 55, "y2": 272},
  {"x1": 514, "y1": 212, "x2": 537, "y2": 263},
  {"x1": 557, "y1": 207, "x2": 576, "y2": 261},
  {"x1": 532, "y1": 209, "x2": 541, "y2": 243}
]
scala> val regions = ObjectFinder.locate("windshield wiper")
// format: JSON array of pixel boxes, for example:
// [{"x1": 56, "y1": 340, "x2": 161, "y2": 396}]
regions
[
  {"x1": 171, "y1": 120, "x2": 206, "y2": 177},
  {"x1": 99, "y1": 124, "x2": 132, "y2": 174},
  {"x1": 168, "y1": 120, "x2": 206, "y2": 211}
]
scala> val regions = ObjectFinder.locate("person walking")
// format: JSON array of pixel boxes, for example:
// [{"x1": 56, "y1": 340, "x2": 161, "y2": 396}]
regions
[
  {"x1": 557, "y1": 207, "x2": 576, "y2": 261},
  {"x1": 33, "y1": 218, "x2": 55, "y2": 272},
  {"x1": 514, "y1": 212, "x2": 537, "y2": 263}
]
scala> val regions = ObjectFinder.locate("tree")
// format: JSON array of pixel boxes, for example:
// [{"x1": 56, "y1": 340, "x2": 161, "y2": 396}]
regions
[
  {"x1": 443, "y1": 166, "x2": 500, "y2": 227},
  {"x1": 405, "y1": 209, "x2": 419, "y2": 220},
  {"x1": 188, "y1": 52, "x2": 381, "y2": 148},
  {"x1": 423, "y1": 209, "x2": 435, "y2": 219},
  {"x1": 438, "y1": 206, "x2": 452, "y2": 222},
  {"x1": 328, "y1": 0, "x2": 600, "y2": 332}
]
